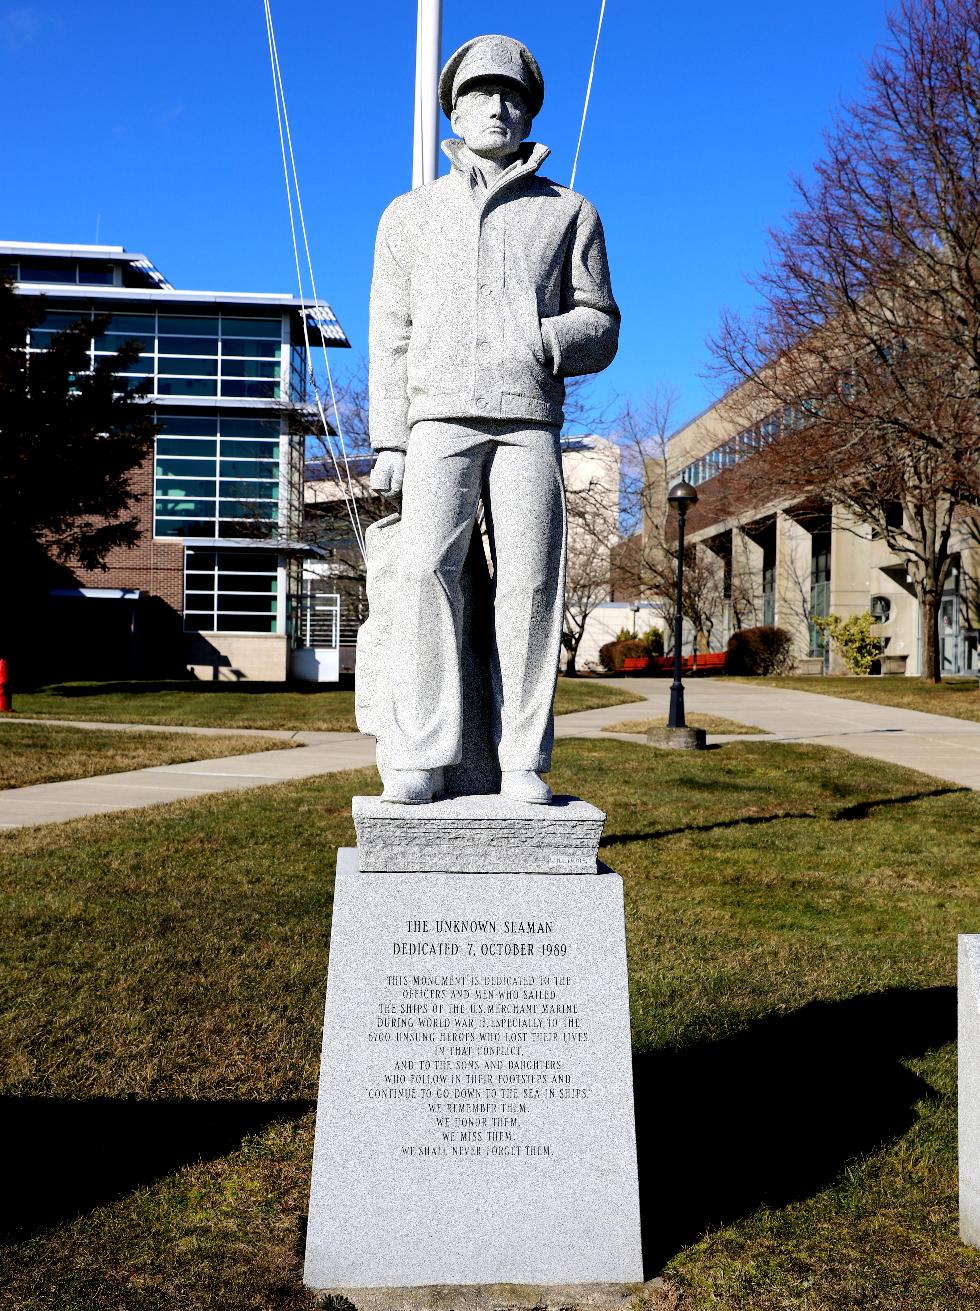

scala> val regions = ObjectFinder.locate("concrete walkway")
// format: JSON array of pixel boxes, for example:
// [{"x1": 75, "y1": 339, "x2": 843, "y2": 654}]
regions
[
  {"x1": 0, "y1": 721, "x2": 376, "y2": 830},
  {"x1": 3, "y1": 679, "x2": 980, "y2": 831},
  {"x1": 558, "y1": 677, "x2": 980, "y2": 792}
]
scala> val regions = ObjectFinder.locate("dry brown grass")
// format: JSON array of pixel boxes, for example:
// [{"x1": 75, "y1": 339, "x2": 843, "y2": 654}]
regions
[
  {"x1": 602, "y1": 713, "x2": 766, "y2": 736},
  {"x1": 0, "y1": 721, "x2": 294, "y2": 789}
]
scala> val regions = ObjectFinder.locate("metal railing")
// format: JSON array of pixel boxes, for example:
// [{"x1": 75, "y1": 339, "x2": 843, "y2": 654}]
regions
[{"x1": 290, "y1": 588, "x2": 340, "y2": 650}]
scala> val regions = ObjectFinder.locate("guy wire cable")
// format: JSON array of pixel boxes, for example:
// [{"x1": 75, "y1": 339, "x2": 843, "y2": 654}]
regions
[
  {"x1": 263, "y1": 0, "x2": 366, "y2": 559},
  {"x1": 570, "y1": 0, "x2": 607, "y2": 191}
]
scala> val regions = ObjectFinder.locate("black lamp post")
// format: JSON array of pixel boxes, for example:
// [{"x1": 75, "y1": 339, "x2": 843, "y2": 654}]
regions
[{"x1": 666, "y1": 480, "x2": 699, "y2": 730}]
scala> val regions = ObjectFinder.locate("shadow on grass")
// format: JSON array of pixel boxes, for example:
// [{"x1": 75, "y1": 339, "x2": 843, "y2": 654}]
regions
[
  {"x1": 602, "y1": 811, "x2": 817, "y2": 846},
  {"x1": 602, "y1": 786, "x2": 964, "y2": 848},
  {"x1": 833, "y1": 786, "x2": 965, "y2": 820},
  {"x1": 0, "y1": 1097, "x2": 313, "y2": 1241},
  {"x1": 634, "y1": 985, "x2": 955, "y2": 1275}
]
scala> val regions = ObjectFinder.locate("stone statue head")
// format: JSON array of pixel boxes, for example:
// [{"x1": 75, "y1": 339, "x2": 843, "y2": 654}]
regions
[
  {"x1": 439, "y1": 33, "x2": 545, "y2": 120},
  {"x1": 450, "y1": 79, "x2": 532, "y2": 161}
]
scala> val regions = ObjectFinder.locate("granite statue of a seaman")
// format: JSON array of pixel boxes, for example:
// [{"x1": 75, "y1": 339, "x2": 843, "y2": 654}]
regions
[{"x1": 362, "y1": 33, "x2": 619, "y2": 805}]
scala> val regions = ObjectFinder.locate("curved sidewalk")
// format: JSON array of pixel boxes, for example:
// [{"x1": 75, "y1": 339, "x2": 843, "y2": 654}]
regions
[
  {"x1": 0, "y1": 722, "x2": 376, "y2": 830},
  {"x1": 557, "y1": 677, "x2": 980, "y2": 791},
  {"x1": 3, "y1": 680, "x2": 980, "y2": 831}
]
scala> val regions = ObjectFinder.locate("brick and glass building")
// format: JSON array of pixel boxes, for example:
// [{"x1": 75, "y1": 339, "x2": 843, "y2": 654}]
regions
[
  {"x1": 5, "y1": 240, "x2": 349, "y2": 681},
  {"x1": 659, "y1": 396, "x2": 980, "y2": 677}
]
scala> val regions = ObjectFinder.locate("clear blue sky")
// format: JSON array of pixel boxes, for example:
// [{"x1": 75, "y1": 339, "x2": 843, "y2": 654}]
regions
[{"x1": 2, "y1": 0, "x2": 894, "y2": 431}]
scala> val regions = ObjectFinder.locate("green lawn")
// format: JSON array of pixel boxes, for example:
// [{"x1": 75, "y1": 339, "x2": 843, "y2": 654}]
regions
[
  {"x1": 1, "y1": 738, "x2": 977, "y2": 1308},
  {"x1": 0, "y1": 722, "x2": 294, "y2": 790},
  {"x1": 10, "y1": 677, "x2": 641, "y2": 732},
  {"x1": 734, "y1": 674, "x2": 980, "y2": 723}
]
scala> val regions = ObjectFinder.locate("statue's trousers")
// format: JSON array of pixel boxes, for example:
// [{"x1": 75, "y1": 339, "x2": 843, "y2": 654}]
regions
[{"x1": 388, "y1": 418, "x2": 566, "y2": 773}]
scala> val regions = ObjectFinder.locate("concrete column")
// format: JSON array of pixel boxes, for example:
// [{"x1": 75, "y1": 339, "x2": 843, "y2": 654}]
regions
[
  {"x1": 775, "y1": 511, "x2": 814, "y2": 660},
  {"x1": 731, "y1": 527, "x2": 763, "y2": 631}
]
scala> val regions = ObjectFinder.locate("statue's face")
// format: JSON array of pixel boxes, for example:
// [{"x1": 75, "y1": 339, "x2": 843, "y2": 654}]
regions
[{"x1": 451, "y1": 78, "x2": 531, "y2": 161}]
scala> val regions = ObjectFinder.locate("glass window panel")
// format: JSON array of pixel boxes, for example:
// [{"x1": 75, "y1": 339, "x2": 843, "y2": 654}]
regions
[
  {"x1": 156, "y1": 518, "x2": 216, "y2": 537},
  {"x1": 156, "y1": 498, "x2": 217, "y2": 516},
  {"x1": 221, "y1": 338, "x2": 281, "y2": 359},
  {"x1": 218, "y1": 520, "x2": 275, "y2": 539},
  {"x1": 38, "y1": 310, "x2": 88, "y2": 326},
  {"x1": 95, "y1": 331, "x2": 154, "y2": 352},
  {"x1": 219, "y1": 459, "x2": 279, "y2": 479},
  {"x1": 157, "y1": 479, "x2": 217, "y2": 498},
  {"x1": 20, "y1": 263, "x2": 76, "y2": 283},
  {"x1": 153, "y1": 335, "x2": 218, "y2": 356},
  {"x1": 158, "y1": 357, "x2": 218, "y2": 376},
  {"x1": 220, "y1": 439, "x2": 279, "y2": 457},
  {"x1": 157, "y1": 378, "x2": 218, "y2": 397},
  {"x1": 77, "y1": 261, "x2": 115, "y2": 284},
  {"x1": 28, "y1": 330, "x2": 61, "y2": 347},
  {"x1": 218, "y1": 480, "x2": 278, "y2": 499},
  {"x1": 219, "y1": 500, "x2": 278, "y2": 519},
  {"x1": 216, "y1": 615, "x2": 277, "y2": 632},
  {"x1": 184, "y1": 591, "x2": 216, "y2": 605},
  {"x1": 158, "y1": 314, "x2": 220, "y2": 335},
  {"x1": 186, "y1": 550, "x2": 217, "y2": 568},
  {"x1": 217, "y1": 595, "x2": 277, "y2": 613},
  {"x1": 219, "y1": 417, "x2": 280, "y2": 438},
  {"x1": 157, "y1": 415, "x2": 218, "y2": 436},
  {"x1": 106, "y1": 313, "x2": 156, "y2": 334},
  {"x1": 156, "y1": 437, "x2": 217, "y2": 456},
  {"x1": 221, "y1": 316, "x2": 282, "y2": 339},
  {"x1": 218, "y1": 574, "x2": 277, "y2": 592},
  {"x1": 216, "y1": 551, "x2": 275, "y2": 571},
  {"x1": 220, "y1": 359, "x2": 280, "y2": 379},
  {"x1": 220, "y1": 380, "x2": 279, "y2": 399},
  {"x1": 155, "y1": 457, "x2": 217, "y2": 477}
]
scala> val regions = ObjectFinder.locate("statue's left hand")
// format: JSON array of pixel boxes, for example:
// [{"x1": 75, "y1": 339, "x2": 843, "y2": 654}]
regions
[{"x1": 370, "y1": 450, "x2": 406, "y2": 496}]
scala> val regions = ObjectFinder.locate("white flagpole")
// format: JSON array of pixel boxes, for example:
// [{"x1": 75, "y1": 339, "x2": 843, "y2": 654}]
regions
[{"x1": 412, "y1": 0, "x2": 442, "y2": 188}]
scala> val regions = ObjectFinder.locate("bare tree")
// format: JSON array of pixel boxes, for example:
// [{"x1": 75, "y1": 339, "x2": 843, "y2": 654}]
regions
[
  {"x1": 614, "y1": 387, "x2": 733, "y2": 654},
  {"x1": 711, "y1": 0, "x2": 980, "y2": 681},
  {"x1": 561, "y1": 435, "x2": 621, "y2": 675}
]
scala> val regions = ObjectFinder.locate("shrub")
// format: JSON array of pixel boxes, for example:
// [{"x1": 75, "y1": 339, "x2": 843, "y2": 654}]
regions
[
  {"x1": 724, "y1": 626, "x2": 793, "y2": 676},
  {"x1": 599, "y1": 638, "x2": 650, "y2": 671},
  {"x1": 812, "y1": 612, "x2": 884, "y2": 676},
  {"x1": 640, "y1": 627, "x2": 665, "y2": 657},
  {"x1": 616, "y1": 627, "x2": 634, "y2": 642}
]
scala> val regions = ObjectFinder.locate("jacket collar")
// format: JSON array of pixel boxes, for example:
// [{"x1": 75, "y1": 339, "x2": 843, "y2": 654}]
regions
[{"x1": 441, "y1": 139, "x2": 551, "y2": 206}]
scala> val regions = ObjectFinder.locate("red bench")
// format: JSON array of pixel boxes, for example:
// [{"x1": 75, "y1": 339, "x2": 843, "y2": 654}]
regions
[{"x1": 623, "y1": 652, "x2": 727, "y2": 675}]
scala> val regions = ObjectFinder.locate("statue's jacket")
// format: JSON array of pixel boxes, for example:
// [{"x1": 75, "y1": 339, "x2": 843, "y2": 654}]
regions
[{"x1": 368, "y1": 139, "x2": 620, "y2": 452}]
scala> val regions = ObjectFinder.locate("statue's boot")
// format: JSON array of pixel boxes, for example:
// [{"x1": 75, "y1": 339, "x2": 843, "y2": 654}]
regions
[
  {"x1": 500, "y1": 770, "x2": 552, "y2": 805},
  {"x1": 381, "y1": 767, "x2": 444, "y2": 805}
]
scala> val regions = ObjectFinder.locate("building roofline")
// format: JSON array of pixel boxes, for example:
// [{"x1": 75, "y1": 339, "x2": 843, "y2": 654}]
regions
[
  {"x1": 11, "y1": 282, "x2": 350, "y2": 347},
  {"x1": 1, "y1": 241, "x2": 127, "y2": 254}
]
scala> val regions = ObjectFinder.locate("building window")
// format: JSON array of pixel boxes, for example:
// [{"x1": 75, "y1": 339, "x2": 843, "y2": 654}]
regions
[
  {"x1": 184, "y1": 549, "x2": 280, "y2": 633},
  {"x1": 10, "y1": 258, "x2": 116, "y2": 285},
  {"x1": 809, "y1": 531, "x2": 831, "y2": 657},
  {"x1": 28, "y1": 307, "x2": 285, "y2": 400},
  {"x1": 154, "y1": 413, "x2": 281, "y2": 539}
]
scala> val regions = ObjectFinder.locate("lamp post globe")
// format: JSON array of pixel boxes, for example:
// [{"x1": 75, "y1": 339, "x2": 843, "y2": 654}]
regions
[{"x1": 666, "y1": 480, "x2": 698, "y2": 730}]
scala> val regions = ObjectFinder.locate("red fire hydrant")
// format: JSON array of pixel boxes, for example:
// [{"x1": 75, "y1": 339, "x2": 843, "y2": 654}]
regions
[{"x1": 0, "y1": 658, "x2": 11, "y2": 713}]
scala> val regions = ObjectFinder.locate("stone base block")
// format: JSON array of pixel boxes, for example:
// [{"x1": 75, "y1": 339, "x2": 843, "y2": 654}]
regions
[
  {"x1": 304, "y1": 848, "x2": 643, "y2": 1291},
  {"x1": 645, "y1": 726, "x2": 707, "y2": 750},
  {"x1": 960, "y1": 935, "x2": 980, "y2": 1246},
  {"x1": 352, "y1": 794, "x2": 606, "y2": 874},
  {"x1": 308, "y1": 1280, "x2": 645, "y2": 1311}
]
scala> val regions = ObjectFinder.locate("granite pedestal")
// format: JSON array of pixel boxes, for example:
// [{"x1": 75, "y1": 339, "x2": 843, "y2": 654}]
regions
[
  {"x1": 960, "y1": 934, "x2": 980, "y2": 1246},
  {"x1": 304, "y1": 799, "x2": 643, "y2": 1295}
]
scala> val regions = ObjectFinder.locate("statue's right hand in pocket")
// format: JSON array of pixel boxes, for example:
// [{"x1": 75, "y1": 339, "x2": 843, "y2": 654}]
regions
[{"x1": 370, "y1": 450, "x2": 406, "y2": 496}]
